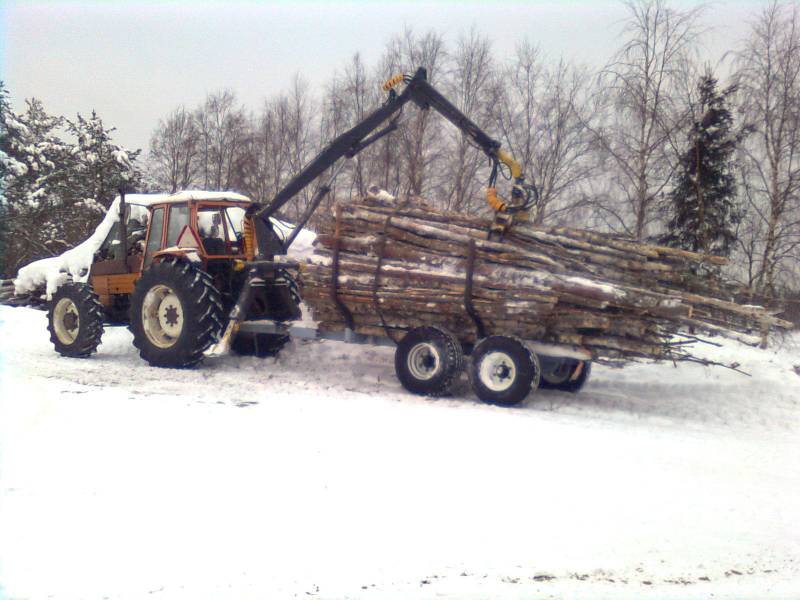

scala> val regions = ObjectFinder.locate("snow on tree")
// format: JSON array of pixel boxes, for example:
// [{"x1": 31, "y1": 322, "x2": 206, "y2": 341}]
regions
[
  {"x1": 65, "y1": 111, "x2": 141, "y2": 209},
  {"x1": 661, "y1": 73, "x2": 741, "y2": 257},
  {"x1": 0, "y1": 82, "x2": 12, "y2": 274},
  {"x1": 0, "y1": 89, "x2": 74, "y2": 275},
  {"x1": 0, "y1": 86, "x2": 142, "y2": 277}
]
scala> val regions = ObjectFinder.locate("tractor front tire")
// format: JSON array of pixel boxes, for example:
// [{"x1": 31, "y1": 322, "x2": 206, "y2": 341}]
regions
[
  {"x1": 130, "y1": 260, "x2": 224, "y2": 368},
  {"x1": 47, "y1": 282, "x2": 105, "y2": 358}
]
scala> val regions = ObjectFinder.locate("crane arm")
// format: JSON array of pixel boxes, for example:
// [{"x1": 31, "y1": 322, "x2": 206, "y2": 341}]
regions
[{"x1": 254, "y1": 67, "x2": 536, "y2": 253}]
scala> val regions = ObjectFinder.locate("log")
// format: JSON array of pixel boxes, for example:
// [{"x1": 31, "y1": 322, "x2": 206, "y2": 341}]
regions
[{"x1": 298, "y1": 195, "x2": 791, "y2": 361}]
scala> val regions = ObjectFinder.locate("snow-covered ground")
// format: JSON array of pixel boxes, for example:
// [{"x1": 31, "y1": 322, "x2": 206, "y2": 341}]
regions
[{"x1": 1, "y1": 304, "x2": 799, "y2": 599}]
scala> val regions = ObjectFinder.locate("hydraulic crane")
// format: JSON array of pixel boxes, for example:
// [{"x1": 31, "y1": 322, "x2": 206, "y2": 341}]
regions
[{"x1": 219, "y1": 67, "x2": 540, "y2": 351}]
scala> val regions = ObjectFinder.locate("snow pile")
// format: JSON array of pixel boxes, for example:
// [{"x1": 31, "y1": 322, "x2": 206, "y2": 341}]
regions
[
  {"x1": 14, "y1": 196, "x2": 121, "y2": 298},
  {"x1": 0, "y1": 304, "x2": 798, "y2": 599},
  {"x1": 271, "y1": 218, "x2": 317, "y2": 261},
  {"x1": 13, "y1": 194, "x2": 168, "y2": 298}
]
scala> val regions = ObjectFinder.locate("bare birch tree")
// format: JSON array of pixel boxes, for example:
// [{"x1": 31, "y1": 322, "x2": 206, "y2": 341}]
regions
[
  {"x1": 194, "y1": 90, "x2": 248, "y2": 191},
  {"x1": 379, "y1": 28, "x2": 447, "y2": 199},
  {"x1": 148, "y1": 106, "x2": 198, "y2": 193},
  {"x1": 588, "y1": 0, "x2": 703, "y2": 239},
  {"x1": 240, "y1": 99, "x2": 285, "y2": 206},
  {"x1": 734, "y1": 1, "x2": 800, "y2": 297},
  {"x1": 492, "y1": 41, "x2": 597, "y2": 225},
  {"x1": 280, "y1": 75, "x2": 317, "y2": 220},
  {"x1": 321, "y1": 54, "x2": 382, "y2": 202},
  {"x1": 240, "y1": 75, "x2": 317, "y2": 221},
  {"x1": 440, "y1": 28, "x2": 496, "y2": 213}
]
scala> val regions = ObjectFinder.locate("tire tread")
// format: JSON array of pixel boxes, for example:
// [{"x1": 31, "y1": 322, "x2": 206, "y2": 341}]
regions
[
  {"x1": 47, "y1": 282, "x2": 105, "y2": 358},
  {"x1": 129, "y1": 259, "x2": 224, "y2": 368}
]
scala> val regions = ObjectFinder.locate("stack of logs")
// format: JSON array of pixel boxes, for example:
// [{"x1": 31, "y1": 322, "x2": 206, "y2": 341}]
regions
[
  {"x1": 0, "y1": 279, "x2": 44, "y2": 309},
  {"x1": 298, "y1": 195, "x2": 792, "y2": 361}
]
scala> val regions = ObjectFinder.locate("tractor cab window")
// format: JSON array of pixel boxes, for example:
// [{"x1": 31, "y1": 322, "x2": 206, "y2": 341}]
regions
[
  {"x1": 198, "y1": 207, "x2": 226, "y2": 255},
  {"x1": 225, "y1": 207, "x2": 245, "y2": 238},
  {"x1": 95, "y1": 222, "x2": 121, "y2": 262},
  {"x1": 144, "y1": 207, "x2": 165, "y2": 267},
  {"x1": 198, "y1": 206, "x2": 243, "y2": 255},
  {"x1": 166, "y1": 204, "x2": 190, "y2": 248},
  {"x1": 126, "y1": 204, "x2": 149, "y2": 256}
]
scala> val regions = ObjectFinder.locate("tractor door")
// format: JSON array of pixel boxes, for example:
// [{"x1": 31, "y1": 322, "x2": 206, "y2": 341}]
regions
[
  {"x1": 90, "y1": 203, "x2": 151, "y2": 309},
  {"x1": 164, "y1": 203, "x2": 190, "y2": 249},
  {"x1": 143, "y1": 206, "x2": 166, "y2": 267}
]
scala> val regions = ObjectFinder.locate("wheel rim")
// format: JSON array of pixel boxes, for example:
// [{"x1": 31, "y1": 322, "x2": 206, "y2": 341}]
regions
[
  {"x1": 478, "y1": 351, "x2": 517, "y2": 392},
  {"x1": 407, "y1": 342, "x2": 441, "y2": 381},
  {"x1": 141, "y1": 284, "x2": 184, "y2": 349},
  {"x1": 53, "y1": 298, "x2": 80, "y2": 345}
]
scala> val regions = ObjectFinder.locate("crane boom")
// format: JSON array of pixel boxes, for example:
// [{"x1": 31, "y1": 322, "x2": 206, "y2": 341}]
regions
[{"x1": 256, "y1": 67, "x2": 535, "y2": 239}]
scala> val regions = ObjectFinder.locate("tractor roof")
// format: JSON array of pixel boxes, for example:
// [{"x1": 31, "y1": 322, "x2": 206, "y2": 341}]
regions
[{"x1": 121, "y1": 190, "x2": 252, "y2": 206}]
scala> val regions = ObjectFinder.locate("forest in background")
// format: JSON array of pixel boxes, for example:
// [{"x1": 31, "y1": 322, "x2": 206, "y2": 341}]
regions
[{"x1": 2, "y1": 0, "x2": 799, "y2": 309}]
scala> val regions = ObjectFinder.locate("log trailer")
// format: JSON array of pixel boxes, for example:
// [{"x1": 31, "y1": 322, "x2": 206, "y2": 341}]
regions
[{"x1": 45, "y1": 68, "x2": 590, "y2": 406}]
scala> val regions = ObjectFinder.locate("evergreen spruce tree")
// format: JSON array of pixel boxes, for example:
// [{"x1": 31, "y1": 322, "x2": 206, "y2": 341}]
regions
[
  {"x1": 65, "y1": 111, "x2": 141, "y2": 209},
  {"x1": 0, "y1": 93, "x2": 73, "y2": 274},
  {"x1": 0, "y1": 83, "x2": 12, "y2": 275},
  {"x1": 662, "y1": 74, "x2": 741, "y2": 256}
]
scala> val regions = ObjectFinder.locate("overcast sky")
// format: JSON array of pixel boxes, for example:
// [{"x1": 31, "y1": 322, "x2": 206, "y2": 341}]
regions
[{"x1": 2, "y1": 0, "x2": 759, "y2": 153}]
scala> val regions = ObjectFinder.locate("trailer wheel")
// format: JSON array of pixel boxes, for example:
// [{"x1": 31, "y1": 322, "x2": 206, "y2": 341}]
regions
[
  {"x1": 47, "y1": 282, "x2": 104, "y2": 358},
  {"x1": 395, "y1": 326, "x2": 463, "y2": 397},
  {"x1": 540, "y1": 359, "x2": 591, "y2": 393},
  {"x1": 130, "y1": 259, "x2": 224, "y2": 368},
  {"x1": 469, "y1": 336, "x2": 540, "y2": 406}
]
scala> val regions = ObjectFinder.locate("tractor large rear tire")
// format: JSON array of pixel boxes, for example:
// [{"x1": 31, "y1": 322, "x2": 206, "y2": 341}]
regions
[
  {"x1": 130, "y1": 260, "x2": 224, "y2": 368},
  {"x1": 47, "y1": 282, "x2": 104, "y2": 358}
]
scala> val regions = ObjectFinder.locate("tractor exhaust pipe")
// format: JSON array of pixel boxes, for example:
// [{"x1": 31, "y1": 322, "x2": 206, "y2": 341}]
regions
[{"x1": 118, "y1": 188, "x2": 130, "y2": 273}]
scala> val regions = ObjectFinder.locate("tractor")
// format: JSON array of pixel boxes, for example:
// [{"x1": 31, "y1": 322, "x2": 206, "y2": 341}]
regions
[{"x1": 48, "y1": 191, "x2": 300, "y2": 367}]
